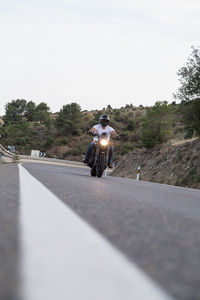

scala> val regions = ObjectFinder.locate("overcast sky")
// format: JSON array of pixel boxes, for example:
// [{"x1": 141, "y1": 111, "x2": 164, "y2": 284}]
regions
[{"x1": 0, "y1": 0, "x2": 200, "y2": 115}]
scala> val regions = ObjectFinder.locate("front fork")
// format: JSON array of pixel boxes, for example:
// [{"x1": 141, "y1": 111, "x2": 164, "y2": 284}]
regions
[{"x1": 95, "y1": 147, "x2": 109, "y2": 169}]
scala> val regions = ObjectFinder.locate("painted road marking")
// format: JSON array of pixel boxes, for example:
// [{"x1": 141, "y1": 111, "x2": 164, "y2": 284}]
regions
[
  {"x1": 19, "y1": 159, "x2": 113, "y2": 173},
  {"x1": 19, "y1": 158, "x2": 89, "y2": 169},
  {"x1": 19, "y1": 163, "x2": 173, "y2": 300}
]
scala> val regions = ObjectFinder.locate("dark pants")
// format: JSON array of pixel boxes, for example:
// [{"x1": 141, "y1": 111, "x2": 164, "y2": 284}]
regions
[{"x1": 84, "y1": 142, "x2": 114, "y2": 164}]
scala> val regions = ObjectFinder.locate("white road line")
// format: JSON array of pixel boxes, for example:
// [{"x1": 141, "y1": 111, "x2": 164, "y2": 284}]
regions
[
  {"x1": 19, "y1": 158, "x2": 89, "y2": 169},
  {"x1": 19, "y1": 163, "x2": 173, "y2": 300}
]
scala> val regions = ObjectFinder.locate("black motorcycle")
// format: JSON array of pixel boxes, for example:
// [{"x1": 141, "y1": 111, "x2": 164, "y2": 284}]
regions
[{"x1": 87, "y1": 132, "x2": 112, "y2": 178}]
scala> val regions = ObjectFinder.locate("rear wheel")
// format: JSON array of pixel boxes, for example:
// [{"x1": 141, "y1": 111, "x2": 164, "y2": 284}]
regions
[{"x1": 97, "y1": 154, "x2": 106, "y2": 177}]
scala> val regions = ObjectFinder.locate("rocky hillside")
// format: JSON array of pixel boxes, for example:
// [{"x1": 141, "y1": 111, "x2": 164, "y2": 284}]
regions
[{"x1": 112, "y1": 139, "x2": 200, "y2": 189}]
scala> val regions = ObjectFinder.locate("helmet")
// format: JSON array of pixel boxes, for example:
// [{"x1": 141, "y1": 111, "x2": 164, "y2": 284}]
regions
[{"x1": 99, "y1": 114, "x2": 109, "y2": 127}]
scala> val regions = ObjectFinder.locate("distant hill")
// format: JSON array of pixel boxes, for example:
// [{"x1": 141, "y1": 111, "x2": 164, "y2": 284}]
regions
[{"x1": 0, "y1": 104, "x2": 149, "y2": 160}]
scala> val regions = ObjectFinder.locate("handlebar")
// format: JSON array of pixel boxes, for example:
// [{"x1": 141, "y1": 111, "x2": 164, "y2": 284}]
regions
[
  {"x1": 88, "y1": 131, "x2": 120, "y2": 140},
  {"x1": 88, "y1": 131, "x2": 99, "y2": 137}
]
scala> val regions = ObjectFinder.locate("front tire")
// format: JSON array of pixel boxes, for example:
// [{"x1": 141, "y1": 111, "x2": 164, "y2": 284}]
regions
[
  {"x1": 90, "y1": 165, "x2": 97, "y2": 177},
  {"x1": 97, "y1": 154, "x2": 106, "y2": 177}
]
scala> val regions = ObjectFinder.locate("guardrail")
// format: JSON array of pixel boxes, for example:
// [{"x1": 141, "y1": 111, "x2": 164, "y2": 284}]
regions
[{"x1": 0, "y1": 144, "x2": 15, "y2": 163}]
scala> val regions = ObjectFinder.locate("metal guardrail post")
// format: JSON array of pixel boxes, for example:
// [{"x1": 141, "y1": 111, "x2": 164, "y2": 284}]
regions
[{"x1": 136, "y1": 166, "x2": 141, "y2": 181}]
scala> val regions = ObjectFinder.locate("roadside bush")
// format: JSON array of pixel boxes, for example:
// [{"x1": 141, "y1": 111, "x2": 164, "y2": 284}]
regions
[
  {"x1": 13, "y1": 155, "x2": 20, "y2": 162},
  {"x1": 72, "y1": 128, "x2": 82, "y2": 136},
  {"x1": 45, "y1": 136, "x2": 55, "y2": 146},
  {"x1": 16, "y1": 137, "x2": 26, "y2": 145},
  {"x1": 115, "y1": 142, "x2": 135, "y2": 155},
  {"x1": 119, "y1": 132, "x2": 129, "y2": 142},
  {"x1": 63, "y1": 148, "x2": 81, "y2": 158},
  {"x1": 129, "y1": 132, "x2": 141, "y2": 144},
  {"x1": 142, "y1": 101, "x2": 174, "y2": 148},
  {"x1": 181, "y1": 98, "x2": 200, "y2": 138},
  {"x1": 61, "y1": 138, "x2": 68, "y2": 145}
]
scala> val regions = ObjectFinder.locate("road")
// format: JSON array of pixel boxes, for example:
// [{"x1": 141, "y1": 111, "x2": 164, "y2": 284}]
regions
[{"x1": 0, "y1": 162, "x2": 200, "y2": 300}]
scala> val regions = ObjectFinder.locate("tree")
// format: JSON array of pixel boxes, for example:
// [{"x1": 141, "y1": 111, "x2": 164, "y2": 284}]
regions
[
  {"x1": 55, "y1": 102, "x2": 83, "y2": 135},
  {"x1": 106, "y1": 104, "x2": 112, "y2": 111},
  {"x1": 125, "y1": 103, "x2": 133, "y2": 109},
  {"x1": 181, "y1": 98, "x2": 200, "y2": 138},
  {"x1": 175, "y1": 46, "x2": 200, "y2": 101},
  {"x1": 174, "y1": 46, "x2": 200, "y2": 137},
  {"x1": 34, "y1": 102, "x2": 50, "y2": 123},
  {"x1": 142, "y1": 101, "x2": 174, "y2": 148},
  {"x1": 24, "y1": 101, "x2": 36, "y2": 122},
  {"x1": 89, "y1": 110, "x2": 103, "y2": 127},
  {"x1": 4, "y1": 99, "x2": 27, "y2": 123}
]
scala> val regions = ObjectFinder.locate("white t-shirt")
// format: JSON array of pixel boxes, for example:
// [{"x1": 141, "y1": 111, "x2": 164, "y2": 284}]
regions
[{"x1": 92, "y1": 124, "x2": 114, "y2": 140}]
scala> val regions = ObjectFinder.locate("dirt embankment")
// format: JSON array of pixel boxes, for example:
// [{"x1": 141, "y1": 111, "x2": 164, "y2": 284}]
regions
[{"x1": 112, "y1": 139, "x2": 200, "y2": 189}]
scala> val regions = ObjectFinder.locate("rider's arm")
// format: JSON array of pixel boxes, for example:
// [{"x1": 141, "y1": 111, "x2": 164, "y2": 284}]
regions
[
  {"x1": 111, "y1": 130, "x2": 118, "y2": 138},
  {"x1": 89, "y1": 127, "x2": 96, "y2": 133}
]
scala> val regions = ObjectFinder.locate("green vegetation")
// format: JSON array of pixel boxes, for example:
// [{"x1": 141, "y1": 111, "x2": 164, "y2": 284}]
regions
[
  {"x1": 3, "y1": 99, "x2": 51, "y2": 124},
  {"x1": 55, "y1": 103, "x2": 83, "y2": 135},
  {"x1": 0, "y1": 46, "x2": 199, "y2": 160},
  {"x1": 175, "y1": 46, "x2": 200, "y2": 102},
  {"x1": 0, "y1": 99, "x2": 178, "y2": 160},
  {"x1": 0, "y1": 98, "x2": 194, "y2": 160},
  {"x1": 181, "y1": 98, "x2": 200, "y2": 138},
  {"x1": 141, "y1": 101, "x2": 174, "y2": 148},
  {"x1": 175, "y1": 46, "x2": 200, "y2": 138}
]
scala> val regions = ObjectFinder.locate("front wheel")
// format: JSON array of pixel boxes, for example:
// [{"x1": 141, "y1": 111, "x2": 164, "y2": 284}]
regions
[
  {"x1": 97, "y1": 154, "x2": 106, "y2": 178},
  {"x1": 90, "y1": 165, "x2": 96, "y2": 177}
]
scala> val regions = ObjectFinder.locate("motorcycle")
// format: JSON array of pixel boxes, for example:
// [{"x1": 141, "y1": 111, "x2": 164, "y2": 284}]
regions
[{"x1": 87, "y1": 132, "x2": 112, "y2": 178}]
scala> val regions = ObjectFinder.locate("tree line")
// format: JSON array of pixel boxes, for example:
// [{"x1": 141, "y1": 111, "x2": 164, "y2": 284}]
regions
[
  {"x1": 2, "y1": 100, "x2": 83, "y2": 135},
  {"x1": 142, "y1": 46, "x2": 200, "y2": 147},
  {"x1": 0, "y1": 46, "x2": 199, "y2": 154}
]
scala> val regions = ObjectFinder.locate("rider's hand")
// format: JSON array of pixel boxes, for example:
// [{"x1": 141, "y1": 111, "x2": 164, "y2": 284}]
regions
[{"x1": 113, "y1": 136, "x2": 120, "y2": 140}]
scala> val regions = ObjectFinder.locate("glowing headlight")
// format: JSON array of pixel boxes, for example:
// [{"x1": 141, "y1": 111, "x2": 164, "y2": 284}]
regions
[{"x1": 100, "y1": 139, "x2": 108, "y2": 146}]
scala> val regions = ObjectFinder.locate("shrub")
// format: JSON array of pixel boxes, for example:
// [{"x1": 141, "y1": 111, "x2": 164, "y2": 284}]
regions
[
  {"x1": 61, "y1": 138, "x2": 68, "y2": 145},
  {"x1": 16, "y1": 137, "x2": 26, "y2": 145},
  {"x1": 63, "y1": 148, "x2": 81, "y2": 157},
  {"x1": 127, "y1": 120, "x2": 135, "y2": 131},
  {"x1": 142, "y1": 101, "x2": 174, "y2": 148},
  {"x1": 45, "y1": 136, "x2": 55, "y2": 146}
]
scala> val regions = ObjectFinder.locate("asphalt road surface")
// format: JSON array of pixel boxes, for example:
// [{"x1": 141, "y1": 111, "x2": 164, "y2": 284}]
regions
[
  {"x1": 0, "y1": 162, "x2": 200, "y2": 300},
  {"x1": 0, "y1": 164, "x2": 20, "y2": 300}
]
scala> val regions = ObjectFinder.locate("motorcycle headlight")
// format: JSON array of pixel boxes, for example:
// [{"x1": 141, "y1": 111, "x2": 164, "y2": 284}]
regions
[{"x1": 100, "y1": 139, "x2": 108, "y2": 146}]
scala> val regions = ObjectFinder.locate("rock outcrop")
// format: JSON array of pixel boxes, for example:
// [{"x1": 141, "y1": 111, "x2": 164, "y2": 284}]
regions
[{"x1": 112, "y1": 139, "x2": 200, "y2": 189}]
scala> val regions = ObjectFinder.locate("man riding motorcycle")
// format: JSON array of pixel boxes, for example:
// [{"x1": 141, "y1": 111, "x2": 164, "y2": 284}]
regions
[{"x1": 83, "y1": 114, "x2": 118, "y2": 168}]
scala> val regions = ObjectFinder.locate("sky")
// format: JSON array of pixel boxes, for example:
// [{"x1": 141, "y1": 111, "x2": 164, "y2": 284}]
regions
[{"x1": 0, "y1": 0, "x2": 200, "y2": 115}]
